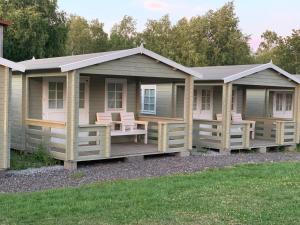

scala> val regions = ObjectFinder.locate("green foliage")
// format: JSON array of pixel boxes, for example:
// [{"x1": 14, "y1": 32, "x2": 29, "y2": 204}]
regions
[
  {"x1": 65, "y1": 15, "x2": 108, "y2": 55},
  {"x1": 255, "y1": 29, "x2": 300, "y2": 74},
  {"x1": 10, "y1": 146, "x2": 59, "y2": 170},
  {"x1": 109, "y1": 15, "x2": 139, "y2": 50},
  {"x1": 0, "y1": 0, "x2": 68, "y2": 61},
  {"x1": 0, "y1": 163, "x2": 300, "y2": 224}
]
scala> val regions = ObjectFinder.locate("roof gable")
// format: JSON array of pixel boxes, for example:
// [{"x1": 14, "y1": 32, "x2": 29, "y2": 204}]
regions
[{"x1": 0, "y1": 58, "x2": 25, "y2": 72}]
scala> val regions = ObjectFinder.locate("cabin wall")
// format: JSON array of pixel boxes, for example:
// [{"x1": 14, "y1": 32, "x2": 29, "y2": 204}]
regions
[
  {"x1": 245, "y1": 89, "x2": 267, "y2": 117},
  {"x1": 0, "y1": 66, "x2": 10, "y2": 169},
  {"x1": 11, "y1": 75, "x2": 25, "y2": 150},
  {"x1": 233, "y1": 69, "x2": 296, "y2": 87},
  {"x1": 176, "y1": 86, "x2": 184, "y2": 117},
  {"x1": 79, "y1": 55, "x2": 188, "y2": 79},
  {"x1": 29, "y1": 77, "x2": 43, "y2": 119}
]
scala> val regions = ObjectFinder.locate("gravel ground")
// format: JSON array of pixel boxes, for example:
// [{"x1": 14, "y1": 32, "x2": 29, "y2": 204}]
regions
[{"x1": 1, "y1": 152, "x2": 300, "y2": 193}]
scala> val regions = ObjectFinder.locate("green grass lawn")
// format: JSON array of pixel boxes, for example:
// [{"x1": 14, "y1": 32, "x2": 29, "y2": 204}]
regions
[{"x1": 1, "y1": 162, "x2": 300, "y2": 225}]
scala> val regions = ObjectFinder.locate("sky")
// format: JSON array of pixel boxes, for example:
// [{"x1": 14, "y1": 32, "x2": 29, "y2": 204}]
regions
[{"x1": 57, "y1": 0, "x2": 300, "y2": 51}]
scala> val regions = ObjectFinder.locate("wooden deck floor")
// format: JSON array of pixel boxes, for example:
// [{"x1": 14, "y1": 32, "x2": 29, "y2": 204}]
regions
[{"x1": 111, "y1": 143, "x2": 159, "y2": 157}]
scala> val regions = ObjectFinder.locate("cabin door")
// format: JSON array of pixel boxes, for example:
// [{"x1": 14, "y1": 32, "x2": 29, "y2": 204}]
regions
[
  {"x1": 193, "y1": 87, "x2": 213, "y2": 120},
  {"x1": 42, "y1": 77, "x2": 90, "y2": 124},
  {"x1": 273, "y1": 92, "x2": 293, "y2": 119}
]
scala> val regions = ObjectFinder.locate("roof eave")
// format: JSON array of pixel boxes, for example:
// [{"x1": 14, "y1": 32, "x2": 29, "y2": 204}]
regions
[{"x1": 0, "y1": 58, "x2": 25, "y2": 72}]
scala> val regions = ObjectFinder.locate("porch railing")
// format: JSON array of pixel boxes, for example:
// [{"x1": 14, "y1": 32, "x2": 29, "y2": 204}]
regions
[
  {"x1": 138, "y1": 116, "x2": 187, "y2": 152},
  {"x1": 77, "y1": 124, "x2": 111, "y2": 161},
  {"x1": 25, "y1": 119, "x2": 66, "y2": 160},
  {"x1": 246, "y1": 117, "x2": 296, "y2": 145},
  {"x1": 194, "y1": 119, "x2": 252, "y2": 150}
]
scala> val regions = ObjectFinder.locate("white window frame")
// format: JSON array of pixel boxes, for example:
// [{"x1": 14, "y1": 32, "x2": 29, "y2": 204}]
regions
[
  {"x1": 141, "y1": 85, "x2": 156, "y2": 115},
  {"x1": 43, "y1": 77, "x2": 66, "y2": 113},
  {"x1": 105, "y1": 78, "x2": 127, "y2": 112},
  {"x1": 273, "y1": 91, "x2": 293, "y2": 118}
]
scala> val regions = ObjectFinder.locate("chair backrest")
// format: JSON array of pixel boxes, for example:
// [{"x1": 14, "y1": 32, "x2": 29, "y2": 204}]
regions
[
  {"x1": 216, "y1": 114, "x2": 222, "y2": 121},
  {"x1": 120, "y1": 112, "x2": 135, "y2": 126},
  {"x1": 232, "y1": 113, "x2": 243, "y2": 122},
  {"x1": 96, "y1": 112, "x2": 112, "y2": 124}
]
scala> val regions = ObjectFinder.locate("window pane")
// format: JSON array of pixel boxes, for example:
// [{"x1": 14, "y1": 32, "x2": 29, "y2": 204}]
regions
[
  {"x1": 108, "y1": 100, "x2": 115, "y2": 108},
  {"x1": 49, "y1": 90, "x2": 56, "y2": 99},
  {"x1": 57, "y1": 82, "x2": 63, "y2": 91},
  {"x1": 144, "y1": 97, "x2": 149, "y2": 104},
  {"x1": 116, "y1": 92, "x2": 122, "y2": 101},
  {"x1": 108, "y1": 92, "x2": 115, "y2": 101},
  {"x1": 57, "y1": 100, "x2": 63, "y2": 109},
  {"x1": 49, "y1": 82, "x2": 56, "y2": 90},
  {"x1": 115, "y1": 83, "x2": 123, "y2": 91},
  {"x1": 108, "y1": 83, "x2": 115, "y2": 91},
  {"x1": 57, "y1": 91, "x2": 63, "y2": 100},
  {"x1": 144, "y1": 103, "x2": 149, "y2": 110},
  {"x1": 149, "y1": 104, "x2": 155, "y2": 111},
  {"x1": 286, "y1": 94, "x2": 292, "y2": 111},
  {"x1": 150, "y1": 97, "x2": 155, "y2": 104},
  {"x1": 150, "y1": 89, "x2": 155, "y2": 96},
  {"x1": 115, "y1": 100, "x2": 122, "y2": 108},
  {"x1": 49, "y1": 100, "x2": 56, "y2": 109}
]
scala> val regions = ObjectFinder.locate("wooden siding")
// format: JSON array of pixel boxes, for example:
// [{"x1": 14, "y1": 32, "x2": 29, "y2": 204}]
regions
[
  {"x1": 28, "y1": 77, "x2": 43, "y2": 119},
  {"x1": 233, "y1": 69, "x2": 296, "y2": 87},
  {"x1": 0, "y1": 66, "x2": 10, "y2": 169},
  {"x1": 212, "y1": 86, "x2": 222, "y2": 118},
  {"x1": 79, "y1": 55, "x2": 188, "y2": 79},
  {"x1": 176, "y1": 86, "x2": 184, "y2": 117},
  {"x1": 11, "y1": 75, "x2": 25, "y2": 150}
]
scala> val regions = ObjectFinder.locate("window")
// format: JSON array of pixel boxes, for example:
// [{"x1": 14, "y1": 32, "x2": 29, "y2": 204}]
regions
[
  {"x1": 286, "y1": 93, "x2": 293, "y2": 111},
  {"x1": 105, "y1": 79, "x2": 127, "y2": 111},
  {"x1": 48, "y1": 82, "x2": 63, "y2": 109},
  {"x1": 201, "y1": 89, "x2": 211, "y2": 110},
  {"x1": 276, "y1": 93, "x2": 283, "y2": 111},
  {"x1": 79, "y1": 83, "x2": 85, "y2": 109},
  {"x1": 141, "y1": 85, "x2": 156, "y2": 114},
  {"x1": 193, "y1": 89, "x2": 197, "y2": 111}
]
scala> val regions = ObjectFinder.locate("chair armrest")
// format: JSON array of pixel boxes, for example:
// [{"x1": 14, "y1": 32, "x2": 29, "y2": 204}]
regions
[{"x1": 134, "y1": 120, "x2": 148, "y2": 130}]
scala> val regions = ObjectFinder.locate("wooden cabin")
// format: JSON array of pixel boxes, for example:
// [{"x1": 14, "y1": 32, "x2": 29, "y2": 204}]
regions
[
  {"x1": 186, "y1": 63, "x2": 300, "y2": 153},
  {"x1": 0, "y1": 58, "x2": 25, "y2": 170},
  {"x1": 11, "y1": 46, "x2": 198, "y2": 169}
]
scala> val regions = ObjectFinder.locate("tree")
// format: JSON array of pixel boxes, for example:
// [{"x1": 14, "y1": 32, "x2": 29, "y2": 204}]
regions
[
  {"x1": 0, "y1": 0, "x2": 68, "y2": 61},
  {"x1": 89, "y1": 19, "x2": 108, "y2": 52},
  {"x1": 109, "y1": 15, "x2": 138, "y2": 50},
  {"x1": 255, "y1": 30, "x2": 300, "y2": 74},
  {"x1": 198, "y1": 2, "x2": 252, "y2": 65}
]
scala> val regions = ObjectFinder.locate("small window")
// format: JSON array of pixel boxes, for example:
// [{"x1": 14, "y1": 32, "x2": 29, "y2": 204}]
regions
[
  {"x1": 48, "y1": 82, "x2": 63, "y2": 109},
  {"x1": 286, "y1": 93, "x2": 293, "y2": 111},
  {"x1": 193, "y1": 89, "x2": 197, "y2": 111},
  {"x1": 141, "y1": 85, "x2": 156, "y2": 114},
  {"x1": 276, "y1": 93, "x2": 283, "y2": 111},
  {"x1": 79, "y1": 83, "x2": 85, "y2": 109},
  {"x1": 201, "y1": 89, "x2": 211, "y2": 110},
  {"x1": 106, "y1": 79, "x2": 127, "y2": 111}
]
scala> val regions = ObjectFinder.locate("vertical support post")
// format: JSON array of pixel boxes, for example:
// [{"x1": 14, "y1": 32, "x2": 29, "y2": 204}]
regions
[
  {"x1": 0, "y1": 66, "x2": 11, "y2": 169},
  {"x1": 162, "y1": 123, "x2": 168, "y2": 152},
  {"x1": 183, "y1": 76, "x2": 194, "y2": 150},
  {"x1": 243, "y1": 123, "x2": 250, "y2": 148},
  {"x1": 104, "y1": 125, "x2": 111, "y2": 158},
  {"x1": 221, "y1": 83, "x2": 232, "y2": 153},
  {"x1": 293, "y1": 85, "x2": 300, "y2": 143},
  {"x1": 65, "y1": 70, "x2": 79, "y2": 170},
  {"x1": 157, "y1": 122, "x2": 163, "y2": 152}
]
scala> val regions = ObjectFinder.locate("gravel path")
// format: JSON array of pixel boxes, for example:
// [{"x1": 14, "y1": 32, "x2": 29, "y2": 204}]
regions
[{"x1": 1, "y1": 152, "x2": 300, "y2": 193}]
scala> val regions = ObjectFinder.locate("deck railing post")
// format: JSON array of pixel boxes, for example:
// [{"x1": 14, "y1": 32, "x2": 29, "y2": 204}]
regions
[
  {"x1": 221, "y1": 83, "x2": 232, "y2": 153},
  {"x1": 243, "y1": 123, "x2": 250, "y2": 148},
  {"x1": 65, "y1": 70, "x2": 79, "y2": 170},
  {"x1": 104, "y1": 125, "x2": 111, "y2": 158},
  {"x1": 294, "y1": 86, "x2": 300, "y2": 143}
]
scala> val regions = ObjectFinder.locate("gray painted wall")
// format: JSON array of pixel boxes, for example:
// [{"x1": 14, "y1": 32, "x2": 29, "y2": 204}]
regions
[
  {"x1": 233, "y1": 69, "x2": 296, "y2": 87},
  {"x1": 79, "y1": 55, "x2": 188, "y2": 79},
  {"x1": 245, "y1": 89, "x2": 266, "y2": 117}
]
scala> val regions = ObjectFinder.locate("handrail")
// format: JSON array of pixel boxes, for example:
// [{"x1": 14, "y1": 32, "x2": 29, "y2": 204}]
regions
[
  {"x1": 138, "y1": 115, "x2": 184, "y2": 123},
  {"x1": 245, "y1": 116, "x2": 293, "y2": 122},
  {"x1": 79, "y1": 124, "x2": 110, "y2": 128},
  {"x1": 25, "y1": 118, "x2": 66, "y2": 129}
]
